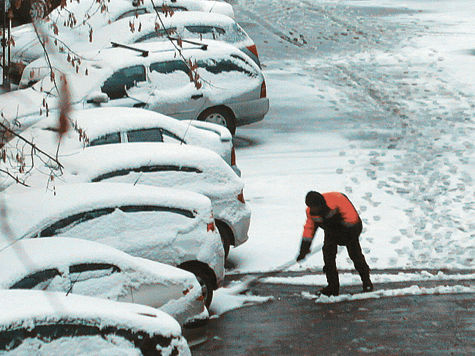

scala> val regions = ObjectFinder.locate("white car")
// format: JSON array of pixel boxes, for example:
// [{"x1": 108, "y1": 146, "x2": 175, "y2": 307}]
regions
[
  {"x1": 0, "y1": 106, "x2": 240, "y2": 175},
  {"x1": 0, "y1": 289, "x2": 191, "y2": 355},
  {"x1": 0, "y1": 183, "x2": 224, "y2": 306},
  {"x1": 15, "y1": 11, "x2": 258, "y2": 79},
  {"x1": 2, "y1": 40, "x2": 269, "y2": 134},
  {"x1": 0, "y1": 237, "x2": 208, "y2": 327},
  {"x1": 7, "y1": 0, "x2": 234, "y2": 64},
  {"x1": 5, "y1": 143, "x2": 251, "y2": 257}
]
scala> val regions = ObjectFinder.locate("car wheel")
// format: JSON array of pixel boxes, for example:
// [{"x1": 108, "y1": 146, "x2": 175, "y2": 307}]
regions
[
  {"x1": 182, "y1": 266, "x2": 214, "y2": 308},
  {"x1": 216, "y1": 221, "x2": 232, "y2": 259},
  {"x1": 198, "y1": 107, "x2": 236, "y2": 135}
]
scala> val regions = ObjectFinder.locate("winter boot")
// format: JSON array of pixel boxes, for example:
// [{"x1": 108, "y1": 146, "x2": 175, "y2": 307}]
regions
[
  {"x1": 361, "y1": 275, "x2": 373, "y2": 293},
  {"x1": 317, "y1": 285, "x2": 339, "y2": 297}
]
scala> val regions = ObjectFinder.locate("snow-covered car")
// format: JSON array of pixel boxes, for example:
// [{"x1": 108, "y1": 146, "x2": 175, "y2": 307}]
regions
[
  {"x1": 6, "y1": 0, "x2": 234, "y2": 59},
  {"x1": 0, "y1": 237, "x2": 208, "y2": 327},
  {"x1": 75, "y1": 143, "x2": 250, "y2": 256},
  {"x1": 5, "y1": 39, "x2": 269, "y2": 134},
  {"x1": 0, "y1": 106, "x2": 240, "y2": 176},
  {"x1": 5, "y1": 143, "x2": 251, "y2": 257},
  {"x1": 0, "y1": 289, "x2": 191, "y2": 355},
  {"x1": 108, "y1": 12, "x2": 261, "y2": 67},
  {"x1": 0, "y1": 183, "x2": 224, "y2": 306},
  {"x1": 14, "y1": 11, "x2": 258, "y2": 77}
]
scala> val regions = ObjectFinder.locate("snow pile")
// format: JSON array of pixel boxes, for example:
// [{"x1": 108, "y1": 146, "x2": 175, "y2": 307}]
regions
[
  {"x1": 263, "y1": 271, "x2": 475, "y2": 286},
  {"x1": 301, "y1": 284, "x2": 475, "y2": 304},
  {"x1": 209, "y1": 281, "x2": 273, "y2": 316}
]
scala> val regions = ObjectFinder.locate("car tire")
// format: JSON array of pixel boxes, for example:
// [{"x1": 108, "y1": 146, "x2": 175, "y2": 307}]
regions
[
  {"x1": 182, "y1": 265, "x2": 214, "y2": 308},
  {"x1": 215, "y1": 220, "x2": 233, "y2": 259},
  {"x1": 198, "y1": 107, "x2": 236, "y2": 135}
]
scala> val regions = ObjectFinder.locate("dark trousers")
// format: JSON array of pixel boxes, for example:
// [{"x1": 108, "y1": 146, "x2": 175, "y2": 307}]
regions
[{"x1": 322, "y1": 220, "x2": 370, "y2": 289}]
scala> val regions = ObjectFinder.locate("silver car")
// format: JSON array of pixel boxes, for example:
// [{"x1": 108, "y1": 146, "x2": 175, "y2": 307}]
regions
[{"x1": 6, "y1": 40, "x2": 269, "y2": 134}]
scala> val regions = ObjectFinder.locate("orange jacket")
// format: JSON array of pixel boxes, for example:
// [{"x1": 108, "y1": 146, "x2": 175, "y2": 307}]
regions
[{"x1": 302, "y1": 192, "x2": 360, "y2": 239}]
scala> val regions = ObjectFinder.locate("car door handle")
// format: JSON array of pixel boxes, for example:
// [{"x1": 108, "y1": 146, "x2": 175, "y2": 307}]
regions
[
  {"x1": 191, "y1": 94, "x2": 204, "y2": 100},
  {"x1": 133, "y1": 102, "x2": 146, "y2": 108}
]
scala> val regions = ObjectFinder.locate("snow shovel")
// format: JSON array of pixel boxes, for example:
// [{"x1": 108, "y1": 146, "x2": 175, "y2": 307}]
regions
[{"x1": 238, "y1": 244, "x2": 322, "y2": 294}]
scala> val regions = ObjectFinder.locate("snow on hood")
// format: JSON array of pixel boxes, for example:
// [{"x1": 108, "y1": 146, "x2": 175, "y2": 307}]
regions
[
  {"x1": 0, "y1": 289, "x2": 182, "y2": 338},
  {"x1": 0, "y1": 237, "x2": 198, "y2": 291},
  {"x1": 0, "y1": 182, "x2": 213, "y2": 246}
]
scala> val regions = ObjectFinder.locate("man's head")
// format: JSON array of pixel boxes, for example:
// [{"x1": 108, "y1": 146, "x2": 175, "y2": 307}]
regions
[{"x1": 305, "y1": 191, "x2": 327, "y2": 216}]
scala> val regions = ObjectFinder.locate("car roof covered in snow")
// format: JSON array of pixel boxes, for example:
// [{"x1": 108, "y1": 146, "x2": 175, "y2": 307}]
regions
[
  {"x1": 0, "y1": 237, "x2": 197, "y2": 290},
  {"x1": 0, "y1": 289, "x2": 183, "y2": 337},
  {"x1": 0, "y1": 182, "x2": 212, "y2": 246}
]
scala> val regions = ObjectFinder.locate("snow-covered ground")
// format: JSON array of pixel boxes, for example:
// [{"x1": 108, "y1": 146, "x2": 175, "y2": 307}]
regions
[{"x1": 228, "y1": 0, "x2": 474, "y2": 273}]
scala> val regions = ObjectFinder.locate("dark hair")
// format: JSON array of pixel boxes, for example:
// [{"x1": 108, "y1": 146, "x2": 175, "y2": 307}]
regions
[{"x1": 305, "y1": 191, "x2": 326, "y2": 208}]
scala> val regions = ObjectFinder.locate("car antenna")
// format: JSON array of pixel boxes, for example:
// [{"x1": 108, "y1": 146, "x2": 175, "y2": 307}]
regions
[
  {"x1": 111, "y1": 42, "x2": 149, "y2": 57},
  {"x1": 168, "y1": 37, "x2": 208, "y2": 50}
]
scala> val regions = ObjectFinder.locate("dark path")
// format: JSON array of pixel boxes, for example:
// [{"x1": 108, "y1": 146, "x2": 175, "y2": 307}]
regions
[{"x1": 192, "y1": 278, "x2": 474, "y2": 355}]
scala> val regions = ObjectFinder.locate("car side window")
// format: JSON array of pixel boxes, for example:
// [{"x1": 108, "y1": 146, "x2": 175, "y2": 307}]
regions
[
  {"x1": 150, "y1": 60, "x2": 190, "y2": 75},
  {"x1": 161, "y1": 129, "x2": 185, "y2": 144},
  {"x1": 116, "y1": 8, "x2": 148, "y2": 20},
  {"x1": 39, "y1": 208, "x2": 115, "y2": 237},
  {"x1": 127, "y1": 128, "x2": 163, "y2": 143},
  {"x1": 89, "y1": 132, "x2": 121, "y2": 147},
  {"x1": 101, "y1": 65, "x2": 147, "y2": 100},
  {"x1": 11, "y1": 269, "x2": 61, "y2": 290},
  {"x1": 149, "y1": 60, "x2": 191, "y2": 90},
  {"x1": 157, "y1": 5, "x2": 187, "y2": 12},
  {"x1": 91, "y1": 165, "x2": 202, "y2": 182},
  {"x1": 135, "y1": 28, "x2": 177, "y2": 43},
  {"x1": 184, "y1": 25, "x2": 226, "y2": 40},
  {"x1": 68, "y1": 263, "x2": 123, "y2": 297},
  {"x1": 197, "y1": 58, "x2": 256, "y2": 77},
  {"x1": 119, "y1": 205, "x2": 195, "y2": 218}
]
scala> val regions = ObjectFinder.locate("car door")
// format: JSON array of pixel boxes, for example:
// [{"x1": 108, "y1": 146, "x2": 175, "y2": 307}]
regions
[
  {"x1": 67, "y1": 262, "x2": 127, "y2": 300},
  {"x1": 98, "y1": 65, "x2": 149, "y2": 108},
  {"x1": 146, "y1": 60, "x2": 205, "y2": 120}
]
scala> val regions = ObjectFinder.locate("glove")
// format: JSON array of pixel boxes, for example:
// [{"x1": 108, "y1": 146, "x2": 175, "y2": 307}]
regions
[{"x1": 296, "y1": 239, "x2": 312, "y2": 261}]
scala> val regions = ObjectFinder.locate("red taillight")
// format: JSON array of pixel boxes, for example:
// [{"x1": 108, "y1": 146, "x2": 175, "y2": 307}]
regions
[
  {"x1": 247, "y1": 44, "x2": 259, "y2": 58},
  {"x1": 231, "y1": 146, "x2": 236, "y2": 166},
  {"x1": 260, "y1": 80, "x2": 267, "y2": 98},
  {"x1": 237, "y1": 190, "x2": 245, "y2": 203},
  {"x1": 207, "y1": 222, "x2": 215, "y2": 232}
]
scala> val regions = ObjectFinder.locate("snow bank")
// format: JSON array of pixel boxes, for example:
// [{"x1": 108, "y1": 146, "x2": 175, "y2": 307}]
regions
[
  {"x1": 263, "y1": 271, "x2": 475, "y2": 286},
  {"x1": 302, "y1": 284, "x2": 475, "y2": 304},
  {"x1": 209, "y1": 281, "x2": 274, "y2": 316}
]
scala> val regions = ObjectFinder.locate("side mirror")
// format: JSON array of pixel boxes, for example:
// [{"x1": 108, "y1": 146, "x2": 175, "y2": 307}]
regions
[{"x1": 86, "y1": 92, "x2": 109, "y2": 104}]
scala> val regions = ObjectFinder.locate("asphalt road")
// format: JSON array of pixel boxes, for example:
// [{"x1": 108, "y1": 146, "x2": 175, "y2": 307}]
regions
[
  {"x1": 188, "y1": 1, "x2": 475, "y2": 354},
  {"x1": 191, "y1": 276, "x2": 475, "y2": 355}
]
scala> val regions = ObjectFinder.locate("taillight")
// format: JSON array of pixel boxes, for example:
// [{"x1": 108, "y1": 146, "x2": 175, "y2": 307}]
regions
[
  {"x1": 231, "y1": 146, "x2": 236, "y2": 166},
  {"x1": 260, "y1": 80, "x2": 267, "y2": 98},
  {"x1": 237, "y1": 189, "x2": 245, "y2": 203},
  {"x1": 207, "y1": 222, "x2": 215, "y2": 232},
  {"x1": 246, "y1": 44, "x2": 259, "y2": 58}
]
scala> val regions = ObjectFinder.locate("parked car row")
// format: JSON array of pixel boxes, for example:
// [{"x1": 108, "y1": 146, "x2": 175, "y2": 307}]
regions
[{"x1": 0, "y1": 0, "x2": 265, "y2": 353}]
